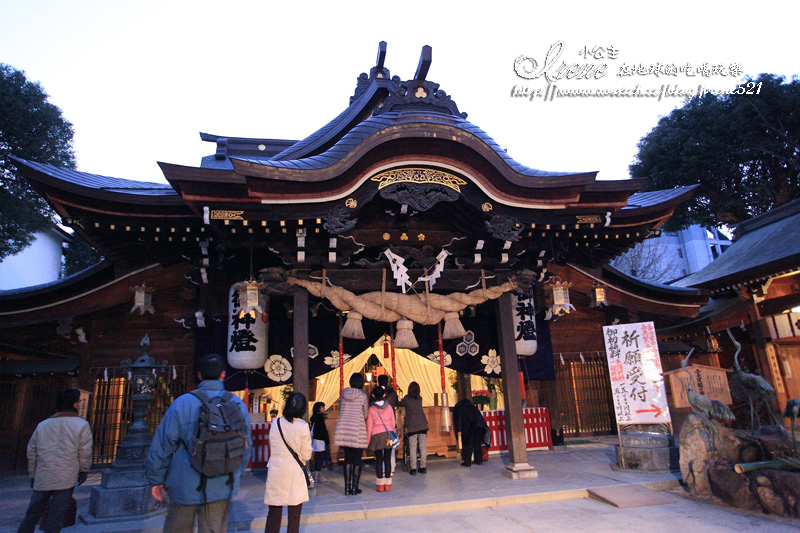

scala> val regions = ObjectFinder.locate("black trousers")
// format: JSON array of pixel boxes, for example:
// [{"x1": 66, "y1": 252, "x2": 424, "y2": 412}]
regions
[
  {"x1": 374, "y1": 448, "x2": 392, "y2": 478},
  {"x1": 460, "y1": 429, "x2": 483, "y2": 466},
  {"x1": 264, "y1": 504, "x2": 302, "y2": 533},
  {"x1": 18, "y1": 487, "x2": 75, "y2": 533}
]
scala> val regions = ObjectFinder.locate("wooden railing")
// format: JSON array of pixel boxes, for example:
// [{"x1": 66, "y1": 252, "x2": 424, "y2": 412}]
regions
[{"x1": 483, "y1": 407, "x2": 553, "y2": 451}]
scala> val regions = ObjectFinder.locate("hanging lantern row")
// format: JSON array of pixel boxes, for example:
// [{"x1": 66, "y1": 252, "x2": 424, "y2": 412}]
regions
[
  {"x1": 545, "y1": 278, "x2": 575, "y2": 320},
  {"x1": 590, "y1": 282, "x2": 610, "y2": 308},
  {"x1": 706, "y1": 334, "x2": 721, "y2": 352},
  {"x1": 234, "y1": 279, "x2": 267, "y2": 319},
  {"x1": 130, "y1": 283, "x2": 155, "y2": 315}
]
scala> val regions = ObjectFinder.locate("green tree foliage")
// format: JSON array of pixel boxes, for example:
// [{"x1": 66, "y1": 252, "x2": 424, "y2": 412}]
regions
[
  {"x1": 0, "y1": 63, "x2": 76, "y2": 261},
  {"x1": 631, "y1": 74, "x2": 800, "y2": 230},
  {"x1": 63, "y1": 232, "x2": 102, "y2": 276}
]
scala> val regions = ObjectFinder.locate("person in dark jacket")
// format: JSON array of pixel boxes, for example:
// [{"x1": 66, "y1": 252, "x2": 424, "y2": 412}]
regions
[
  {"x1": 309, "y1": 402, "x2": 330, "y2": 484},
  {"x1": 453, "y1": 399, "x2": 489, "y2": 467},
  {"x1": 397, "y1": 381, "x2": 428, "y2": 475},
  {"x1": 376, "y1": 374, "x2": 398, "y2": 473}
]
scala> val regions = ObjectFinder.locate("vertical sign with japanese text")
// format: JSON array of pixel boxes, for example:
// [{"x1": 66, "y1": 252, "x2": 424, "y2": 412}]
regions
[
  {"x1": 227, "y1": 285, "x2": 268, "y2": 369},
  {"x1": 602, "y1": 321, "x2": 671, "y2": 424},
  {"x1": 513, "y1": 286, "x2": 538, "y2": 356}
]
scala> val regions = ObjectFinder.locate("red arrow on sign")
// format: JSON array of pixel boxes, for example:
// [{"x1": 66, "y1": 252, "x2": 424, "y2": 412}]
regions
[{"x1": 635, "y1": 404, "x2": 665, "y2": 417}]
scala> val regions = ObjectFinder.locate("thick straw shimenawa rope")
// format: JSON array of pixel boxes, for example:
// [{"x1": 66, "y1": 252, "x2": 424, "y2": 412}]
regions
[{"x1": 287, "y1": 277, "x2": 516, "y2": 325}]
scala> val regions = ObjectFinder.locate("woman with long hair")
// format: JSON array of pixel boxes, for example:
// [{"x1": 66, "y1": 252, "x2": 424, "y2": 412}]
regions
[
  {"x1": 264, "y1": 392, "x2": 312, "y2": 533},
  {"x1": 366, "y1": 387, "x2": 396, "y2": 491},
  {"x1": 333, "y1": 373, "x2": 368, "y2": 495},
  {"x1": 398, "y1": 381, "x2": 428, "y2": 474}
]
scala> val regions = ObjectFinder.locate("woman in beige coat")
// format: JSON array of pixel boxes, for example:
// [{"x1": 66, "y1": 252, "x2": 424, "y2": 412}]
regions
[
  {"x1": 264, "y1": 392, "x2": 312, "y2": 533},
  {"x1": 333, "y1": 373, "x2": 368, "y2": 495}
]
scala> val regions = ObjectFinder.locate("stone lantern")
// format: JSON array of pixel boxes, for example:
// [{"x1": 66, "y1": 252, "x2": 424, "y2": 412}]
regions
[
  {"x1": 86, "y1": 334, "x2": 167, "y2": 524},
  {"x1": 115, "y1": 333, "x2": 167, "y2": 466}
]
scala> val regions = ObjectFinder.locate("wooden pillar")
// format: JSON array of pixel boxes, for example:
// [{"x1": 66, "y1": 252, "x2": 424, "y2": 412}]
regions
[
  {"x1": 11, "y1": 377, "x2": 32, "y2": 470},
  {"x1": 496, "y1": 291, "x2": 538, "y2": 479},
  {"x1": 293, "y1": 286, "x2": 310, "y2": 404}
]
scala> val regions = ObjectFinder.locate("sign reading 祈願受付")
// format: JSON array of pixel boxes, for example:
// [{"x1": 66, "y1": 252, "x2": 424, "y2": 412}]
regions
[{"x1": 602, "y1": 321, "x2": 671, "y2": 424}]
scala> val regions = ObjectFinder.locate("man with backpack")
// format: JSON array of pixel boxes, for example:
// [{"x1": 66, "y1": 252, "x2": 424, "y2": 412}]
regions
[{"x1": 146, "y1": 353, "x2": 251, "y2": 533}]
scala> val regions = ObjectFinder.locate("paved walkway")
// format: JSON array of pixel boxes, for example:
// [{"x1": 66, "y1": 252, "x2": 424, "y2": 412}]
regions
[{"x1": 2, "y1": 437, "x2": 798, "y2": 532}]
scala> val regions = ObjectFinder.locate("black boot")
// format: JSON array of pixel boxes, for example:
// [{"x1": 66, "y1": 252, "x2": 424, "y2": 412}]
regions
[
  {"x1": 344, "y1": 464, "x2": 353, "y2": 495},
  {"x1": 352, "y1": 464, "x2": 363, "y2": 495}
]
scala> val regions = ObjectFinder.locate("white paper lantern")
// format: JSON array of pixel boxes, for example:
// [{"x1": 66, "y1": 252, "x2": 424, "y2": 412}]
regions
[{"x1": 227, "y1": 283, "x2": 268, "y2": 369}]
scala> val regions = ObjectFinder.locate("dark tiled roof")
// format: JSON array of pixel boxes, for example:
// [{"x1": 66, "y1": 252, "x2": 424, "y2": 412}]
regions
[
  {"x1": 623, "y1": 186, "x2": 699, "y2": 209},
  {"x1": 200, "y1": 154, "x2": 234, "y2": 170},
  {"x1": 672, "y1": 199, "x2": 800, "y2": 289},
  {"x1": 269, "y1": 80, "x2": 385, "y2": 162},
  {"x1": 12, "y1": 158, "x2": 177, "y2": 197},
  {"x1": 657, "y1": 294, "x2": 750, "y2": 338},
  {"x1": 234, "y1": 110, "x2": 591, "y2": 179}
]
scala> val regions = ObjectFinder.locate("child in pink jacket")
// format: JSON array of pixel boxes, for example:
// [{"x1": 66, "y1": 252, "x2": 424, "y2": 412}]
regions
[{"x1": 366, "y1": 387, "x2": 397, "y2": 491}]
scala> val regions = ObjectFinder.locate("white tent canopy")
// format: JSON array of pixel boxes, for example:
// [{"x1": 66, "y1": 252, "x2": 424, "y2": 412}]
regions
[{"x1": 314, "y1": 336, "x2": 459, "y2": 410}]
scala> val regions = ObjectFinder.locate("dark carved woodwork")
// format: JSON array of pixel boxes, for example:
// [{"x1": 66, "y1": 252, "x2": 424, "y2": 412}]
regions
[
  {"x1": 378, "y1": 181, "x2": 459, "y2": 212},
  {"x1": 485, "y1": 215, "x2": 523, "y2": 242},
  {"x1": 374, "y1": 78, "x2": 467, "y2": 118}
]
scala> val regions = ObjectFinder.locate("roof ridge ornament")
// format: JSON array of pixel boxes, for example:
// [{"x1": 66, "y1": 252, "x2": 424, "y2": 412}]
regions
[
  {"x1": 373, "y1": 44, "x2": 467, "y2": 118},
  {"x1": 350, "y1": 41, "x2": 392, "y2": 104}
]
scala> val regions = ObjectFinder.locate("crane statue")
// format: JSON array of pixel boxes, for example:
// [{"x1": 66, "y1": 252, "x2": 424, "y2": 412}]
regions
[
  {"x1": 727, "y1": 328, "x2": 778, "y2": 429},
  {"x1": 783, "y1": 399, "x2": 800, "y2": 457},
  {"x1": 681, "y1": 348, "x2": 736, "y2": 450}
]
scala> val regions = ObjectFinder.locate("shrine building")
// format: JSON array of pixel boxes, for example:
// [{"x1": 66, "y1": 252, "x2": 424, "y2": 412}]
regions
[{"x1": 0, "y1": 43, "x2": 709, "y2": 472}]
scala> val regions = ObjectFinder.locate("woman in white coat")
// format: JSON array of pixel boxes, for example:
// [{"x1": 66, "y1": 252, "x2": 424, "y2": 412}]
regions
[{"x1": 264, "y1": 392, "x2": 312, "y2": 533}]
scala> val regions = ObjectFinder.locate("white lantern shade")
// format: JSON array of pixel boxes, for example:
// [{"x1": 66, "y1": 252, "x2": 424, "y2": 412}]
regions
[{"x1": 227, "y1": 284, "x2": 268, "y2": 369}]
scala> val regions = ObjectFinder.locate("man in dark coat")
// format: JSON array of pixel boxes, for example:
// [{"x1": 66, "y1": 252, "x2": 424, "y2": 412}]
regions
[{"x1": 453, "y1": 399, "x2": 489, "y2": 467}]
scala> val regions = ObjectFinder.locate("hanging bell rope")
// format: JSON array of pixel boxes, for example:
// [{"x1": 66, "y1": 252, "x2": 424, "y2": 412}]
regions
[
  {"x1": 390, "y1": 324, "x2": 397, "y2": 381},
  {"x1": 338, "y1": 311, "x2": 345, "y2": 396}
]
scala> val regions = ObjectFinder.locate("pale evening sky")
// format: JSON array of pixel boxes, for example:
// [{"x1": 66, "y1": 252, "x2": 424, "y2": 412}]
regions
[{"x1": 1, "y1": 1, "x2": 797, "y2": 186}]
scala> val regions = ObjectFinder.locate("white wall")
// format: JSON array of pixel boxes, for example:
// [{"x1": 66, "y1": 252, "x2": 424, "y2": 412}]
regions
[{"x1": 0, "y1": 228, "x2": 66, "y2": 290}]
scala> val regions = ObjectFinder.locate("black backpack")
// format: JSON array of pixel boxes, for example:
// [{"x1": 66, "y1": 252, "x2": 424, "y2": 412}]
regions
[{"x1": 186, "y1": 389, "x2": 248, "y2": 497}]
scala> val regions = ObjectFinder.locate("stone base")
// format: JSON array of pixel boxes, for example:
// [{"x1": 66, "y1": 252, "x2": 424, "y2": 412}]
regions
[
  {"x1": 88, "y1": 482, "x2": 161, "y2": 520},
  {"x1": 503, "y1": 462, "x2": 539, "y2": 479},
  {"x1": 614, "y1": 431, "x2": 679, "y2": 472},
  {"x1": 615, "y1": 444, "x2": 679, "y2": 472}
]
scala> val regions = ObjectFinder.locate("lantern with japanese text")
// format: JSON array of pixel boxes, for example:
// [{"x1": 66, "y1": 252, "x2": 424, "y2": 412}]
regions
[
  {"x1": 227, "y1": 282, "x2": 268, "y2": 369},
  {"x1": 512, "y1": 286, "x2": 538, "y2": 356}
]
